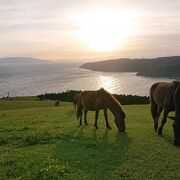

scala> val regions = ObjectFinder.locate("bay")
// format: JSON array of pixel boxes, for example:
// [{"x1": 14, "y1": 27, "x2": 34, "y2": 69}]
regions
[{"x1": 0, "y1": 62, "x2": 174, "y2": 97}]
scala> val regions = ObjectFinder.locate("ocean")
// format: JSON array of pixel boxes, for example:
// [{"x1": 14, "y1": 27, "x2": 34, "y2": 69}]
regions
[{"x1": 0, "y1": 62, "x2": 174, "y2": 97}]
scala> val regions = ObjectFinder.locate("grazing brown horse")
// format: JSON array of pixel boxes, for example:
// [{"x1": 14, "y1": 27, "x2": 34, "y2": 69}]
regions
[
  {"x1": 76, "y1": 88, "x2": 126, "y2": 132},
  {"x1": 150, "y1": 81, "x2": 180, "y2": 145}
]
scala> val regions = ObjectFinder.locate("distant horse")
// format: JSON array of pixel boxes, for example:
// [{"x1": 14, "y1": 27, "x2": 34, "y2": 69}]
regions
[
  {"x1": 76, "y1": 88, "x2": 126, "y2": 132},
  {"x1": 74, "y1": 93, "x2": 89, "y2": 124},
  {"x1": 54, "y1": 100, "x2": 60, "y2": 106},
  {"x1": 74, "y1": 93, "x2": 82, "y2": 109},
  {"x1": 150, "y1": 81, "x2": 180, "y2": 145}
]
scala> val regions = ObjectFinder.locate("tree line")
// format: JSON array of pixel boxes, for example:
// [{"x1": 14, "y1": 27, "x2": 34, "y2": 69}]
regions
[{"x1": 37, "y1": 90, "x2": 149, "y2": 105}]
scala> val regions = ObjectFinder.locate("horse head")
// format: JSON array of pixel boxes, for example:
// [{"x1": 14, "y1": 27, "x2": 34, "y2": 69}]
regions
[{"x1": 114, "y1": 112, "x2": 126, "y2": 132}]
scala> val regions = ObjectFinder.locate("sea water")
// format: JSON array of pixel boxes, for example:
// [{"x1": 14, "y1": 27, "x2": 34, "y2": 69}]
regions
[{"x1": 0, "y1": 62, "x2": 173, "y2": 97}]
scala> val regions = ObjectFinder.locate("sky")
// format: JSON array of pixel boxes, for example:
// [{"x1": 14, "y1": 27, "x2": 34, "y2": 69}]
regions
[{"x1": 0, "y1": 0, "x2": 180, "y2": 61}]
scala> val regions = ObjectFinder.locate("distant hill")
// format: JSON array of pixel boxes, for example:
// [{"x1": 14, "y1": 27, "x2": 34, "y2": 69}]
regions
[
  {"x1": 0, "y1": 57, "x2": 49, "y2": 64},
  {"x1": 80, "y1": 56, "x2": 180, "y2": 78}
]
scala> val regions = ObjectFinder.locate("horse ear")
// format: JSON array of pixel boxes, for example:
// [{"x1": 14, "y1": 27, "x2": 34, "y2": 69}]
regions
[{"x1": 168, "y1": 116, "x2": 175, "y2": 120}]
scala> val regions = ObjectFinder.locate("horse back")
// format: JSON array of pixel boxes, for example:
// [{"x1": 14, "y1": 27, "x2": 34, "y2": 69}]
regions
[
  {"x1": 81, "y1": 90, "x2": 106, "y2": 111},
  {"x1": 151, "y1": 82, "x2": 174, "y2": 108}
]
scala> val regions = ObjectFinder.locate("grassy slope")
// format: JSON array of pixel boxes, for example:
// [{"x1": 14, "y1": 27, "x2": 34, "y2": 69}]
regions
[{"x1": 0, "y1": 100, "x2": 179, "y2": 179}]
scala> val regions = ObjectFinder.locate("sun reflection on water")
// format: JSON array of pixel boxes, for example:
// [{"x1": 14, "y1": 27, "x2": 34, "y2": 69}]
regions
[{"x1": 99, "y1": 75, "x2": 115, "y2": 92}]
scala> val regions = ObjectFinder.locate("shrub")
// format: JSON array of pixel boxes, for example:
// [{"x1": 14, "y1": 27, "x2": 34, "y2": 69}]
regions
[{"x1": 37, "y1": 90, "x2": 149, "y2": 105}]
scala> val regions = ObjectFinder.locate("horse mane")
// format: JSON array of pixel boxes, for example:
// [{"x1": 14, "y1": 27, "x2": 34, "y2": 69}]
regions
[
  {"x1": 170, "y1": 81, "x2": 180, "y2": 96},
  {"x1": 173, "y1": 80, "x2": 180, "y2": 86},
  {"x1": 100, "y1": 88, "x2": 126, "y2": 118},
  {"x1": 174, "y1": 85, "x2": 180, "y2": 106}
]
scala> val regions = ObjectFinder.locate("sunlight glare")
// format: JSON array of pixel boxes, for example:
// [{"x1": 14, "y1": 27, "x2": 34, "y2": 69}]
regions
[
  {"x1": 99, "y1": 75, "x2": 114, "y2": 92},
  {"x1": 71, "y1": 9, "x2": 139, "y2": 51}
]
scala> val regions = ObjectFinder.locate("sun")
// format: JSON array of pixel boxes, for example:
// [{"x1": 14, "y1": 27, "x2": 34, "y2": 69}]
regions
[{"x1": 71, "y1": 9, "x2": 139, "y2": 51}]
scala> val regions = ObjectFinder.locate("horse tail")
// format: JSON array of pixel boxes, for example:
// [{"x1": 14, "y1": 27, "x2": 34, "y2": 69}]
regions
[{"x1": 149, "y1": 83, "x2": 158, "y2": 120}]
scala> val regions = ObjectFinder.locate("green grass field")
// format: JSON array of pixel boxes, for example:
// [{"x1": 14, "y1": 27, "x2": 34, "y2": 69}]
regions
[{"x1": 0, "y1": 99, "x2": 179, "y2": 179}]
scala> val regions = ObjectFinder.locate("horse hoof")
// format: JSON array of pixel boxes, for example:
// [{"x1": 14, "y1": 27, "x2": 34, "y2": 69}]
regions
[
  {"x1": 157, "y1": 130, "x2": 162, "y2": 135},
  {"x1": 154, "y1": 126, "x2": 158, "y2": 132},
  {"x1": 174, "y1": 140, "x2": 180, "y2": 146},
  {"x1": 94, "y1": 125, "x2": 98, "y2": 129}
]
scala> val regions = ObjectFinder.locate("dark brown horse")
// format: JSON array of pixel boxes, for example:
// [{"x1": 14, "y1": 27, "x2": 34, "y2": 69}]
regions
[
  {"x1": 76, "y1": 88, "x2": 126, "y2": 132},
  {"x1": 150, "y1": 81, "x2": 180, "y2": 145},
  {"x1": 171, "y1": 85, "x2": 180, "y2": 146}
]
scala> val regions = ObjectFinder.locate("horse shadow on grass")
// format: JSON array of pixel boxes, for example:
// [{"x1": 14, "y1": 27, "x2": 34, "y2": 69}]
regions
[
  {"x1": 64, "y1": 109, "x2": 75, "y2": 119},
  {"x1": 158, "y1": 131, "x2": 179, "y2": 147},
  {"x1": 161, "y1": 133, "x2": 174, "y2": 145},
  {"x1": 156, "y1": 122, "x2": 178, "y2": 146},
  {"x1": 54, "y1": 126, "x2": 132, "y2": 178}
]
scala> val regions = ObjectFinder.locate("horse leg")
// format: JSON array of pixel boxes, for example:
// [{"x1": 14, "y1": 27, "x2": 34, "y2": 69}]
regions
[
  {"x1": 154, "y1": 106, "x2": 163, "y2": 132},
  {"x1": 94, "y1": 110, "x2": 99, "y2": 129},
  {"x1": 76, "y1": 105, "x2": 82, "y2": 126},
  {"x1": 84, "y1": 109, "x2": 88, "y2": 126},
  {"x1": 103, "y1": 109, "x2": 111, "y2": 129},
  {"x1": 79, "y1": 115, "x2": 82, "y2": 126},
  {"x1": 78, "y1": 107, "x2": 82, "y2": 126},
  {"x1": 158, "y1": 109, "x2": 169, "y2": 135}
]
